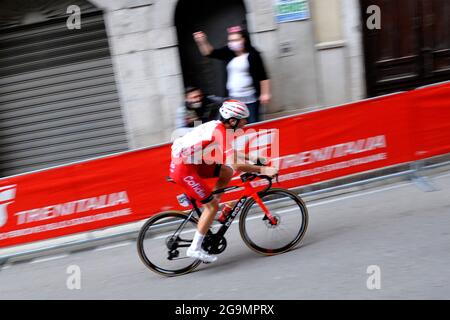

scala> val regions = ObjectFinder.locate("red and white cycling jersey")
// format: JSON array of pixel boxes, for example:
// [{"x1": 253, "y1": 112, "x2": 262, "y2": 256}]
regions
[
  {"x1": 170, "y1": 120, "x2": 236, "y2": 203},
  {"x1": 171, "y1": 120, "x2": 234, "y2": 165}
]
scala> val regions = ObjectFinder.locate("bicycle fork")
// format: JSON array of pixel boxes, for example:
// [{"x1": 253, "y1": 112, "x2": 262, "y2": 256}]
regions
[{"x1": 252, "y1": 192, "x2": 278, "y2": 225}]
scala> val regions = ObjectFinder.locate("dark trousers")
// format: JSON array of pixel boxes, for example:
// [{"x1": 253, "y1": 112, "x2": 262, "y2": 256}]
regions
[{"x1": 246, "y1": 100, "x2": 260, "y2": 124}]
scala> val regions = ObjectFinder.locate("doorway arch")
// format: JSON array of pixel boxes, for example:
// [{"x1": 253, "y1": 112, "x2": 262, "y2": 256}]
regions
[{"x1": 175, "y1": 0, "x2": 248, "y2": 97}]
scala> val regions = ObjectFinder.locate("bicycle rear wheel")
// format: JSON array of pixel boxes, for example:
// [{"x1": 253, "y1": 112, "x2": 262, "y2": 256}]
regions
[
  {"x1": 137, "y1": 211, "x2": 201, "y2": 276},
  {"x1": 239, "y1": 188, "x2": 308, "y2": 255}
]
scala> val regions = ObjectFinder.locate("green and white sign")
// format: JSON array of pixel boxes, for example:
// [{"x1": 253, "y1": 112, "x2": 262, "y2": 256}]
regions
[{"x1": 275, "y1": 0, "x2": 310, "y2": 23}]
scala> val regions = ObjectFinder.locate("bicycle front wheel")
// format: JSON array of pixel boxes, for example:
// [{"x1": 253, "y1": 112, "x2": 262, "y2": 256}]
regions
[
  {"x1": 239, "y1": 188, "x2": 308, "y2": 255},
  {"x1": 137, "y1": 211, "x2": 202, "y2": 277}
]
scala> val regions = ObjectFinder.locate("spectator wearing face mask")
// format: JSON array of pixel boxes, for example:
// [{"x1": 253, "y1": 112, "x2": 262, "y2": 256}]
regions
[
  {"x1": 193, "y1": 26, "x2": 271, "y2": 123},
  {"x1": 175, "y1": 86, "x2": 223, "y2": 129}
]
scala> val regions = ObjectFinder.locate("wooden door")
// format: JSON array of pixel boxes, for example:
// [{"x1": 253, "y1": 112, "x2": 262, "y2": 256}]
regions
[{"x1": 361, "y1": 0, "x2": 450, "y2": 97}]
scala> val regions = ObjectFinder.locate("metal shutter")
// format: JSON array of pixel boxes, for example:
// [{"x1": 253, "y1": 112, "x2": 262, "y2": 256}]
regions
[{"x1": 0, "y1": 10, "x2": 129, "y2": 177}]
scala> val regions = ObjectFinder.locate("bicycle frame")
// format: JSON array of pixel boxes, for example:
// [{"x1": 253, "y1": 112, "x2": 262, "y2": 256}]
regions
[
  {"x1": 185, "y1": 174, "x2": 278, "y2": 238},
  {"x1": 139, "y1": 173, "x2": 308, "y2": 274}
]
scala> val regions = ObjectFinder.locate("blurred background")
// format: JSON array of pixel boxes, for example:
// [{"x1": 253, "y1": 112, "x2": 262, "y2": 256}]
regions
[{"x1": 0, "y1": 0, "x2": 449, "y2": 178}]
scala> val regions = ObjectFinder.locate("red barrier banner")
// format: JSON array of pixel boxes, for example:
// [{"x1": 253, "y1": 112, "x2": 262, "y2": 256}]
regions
[
  {"x1": 0, "y1": 147, "x2": 173, "y2": 247},
  {"x1": 243, "y1": 91, "x2": 415, "y2": 192},
  {"x1": 411, "y1": 82, "x2": 450, "y2": 160},
  {"x1": 0, "y1": 82, "x2": 449, "y2": 248}
]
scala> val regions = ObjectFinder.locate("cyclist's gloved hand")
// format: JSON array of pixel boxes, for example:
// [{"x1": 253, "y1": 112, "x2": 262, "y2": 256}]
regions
[{"x1": 261, "y1": 166, "x2": 278, "y2": 177}]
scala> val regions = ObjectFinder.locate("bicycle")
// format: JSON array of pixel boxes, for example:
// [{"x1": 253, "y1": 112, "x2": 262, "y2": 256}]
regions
[{"x1": 137, "y1": 172, "x2": 309, "y2": 277}]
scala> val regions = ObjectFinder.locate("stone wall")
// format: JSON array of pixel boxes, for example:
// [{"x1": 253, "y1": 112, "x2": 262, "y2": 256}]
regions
[{"x1": 89, "y1": 0, "x2": 365, "y2": 148}]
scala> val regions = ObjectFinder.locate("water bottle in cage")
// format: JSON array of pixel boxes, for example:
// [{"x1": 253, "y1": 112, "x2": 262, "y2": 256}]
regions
[{"x1": 177, "y1": 194, "x2": 191, "y2": 207}]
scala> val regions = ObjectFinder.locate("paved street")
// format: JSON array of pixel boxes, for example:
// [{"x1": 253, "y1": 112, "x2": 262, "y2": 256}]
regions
[{"x1": 1, "y1": 171, "x2": 449, "y2": 299}]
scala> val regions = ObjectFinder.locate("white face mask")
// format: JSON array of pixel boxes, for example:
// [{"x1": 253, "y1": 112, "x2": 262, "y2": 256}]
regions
[
  {"x1": 228, "y1": 41, "x2": 244, "y2": 52},
  {"x1": 189, "y1": 102, "x2": 202, "y2": 109}
]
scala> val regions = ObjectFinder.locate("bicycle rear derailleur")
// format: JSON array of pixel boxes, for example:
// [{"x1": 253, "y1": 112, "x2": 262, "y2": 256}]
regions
[{"x1": 202, "y1": 234, "x2": 227, "y2": 255}]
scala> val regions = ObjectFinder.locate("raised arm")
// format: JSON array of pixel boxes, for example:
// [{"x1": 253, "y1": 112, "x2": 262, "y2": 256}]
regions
[{"x1": 193, "y1": 31, "x2": 214, "y2": 56}]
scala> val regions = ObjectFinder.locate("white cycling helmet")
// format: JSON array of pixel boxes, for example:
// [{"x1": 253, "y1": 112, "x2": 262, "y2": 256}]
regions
[{"x1": 219, "y1": 100, "x2": 250, "y2": 120}]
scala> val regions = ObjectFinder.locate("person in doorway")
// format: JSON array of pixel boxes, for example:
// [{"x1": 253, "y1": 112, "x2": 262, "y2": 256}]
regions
[
  {"x1": 193, "y1": 26, "x2": 271, "y2": 124},
  {"x1": 176, "y1": 86, "x2": 224, "y2": 129}
]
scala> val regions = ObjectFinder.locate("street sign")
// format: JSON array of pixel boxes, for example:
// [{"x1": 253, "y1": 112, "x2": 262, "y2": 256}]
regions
[{"x1": 275, "y1": 0, "x2": 310, "y2": 23}]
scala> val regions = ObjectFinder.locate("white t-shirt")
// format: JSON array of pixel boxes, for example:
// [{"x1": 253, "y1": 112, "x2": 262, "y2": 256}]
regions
[{"x1": 226, "y1": 53, "x2": 256, "y2": 99}]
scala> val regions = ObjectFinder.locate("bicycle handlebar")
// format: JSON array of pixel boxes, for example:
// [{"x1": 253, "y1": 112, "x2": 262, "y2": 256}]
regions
[{"x1": 240, "y1": 172, "x2": 275, "y2": 193}]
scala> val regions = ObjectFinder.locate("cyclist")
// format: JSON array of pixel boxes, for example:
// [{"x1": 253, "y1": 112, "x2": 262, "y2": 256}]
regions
[{"x1": 169, "y1": 100, "x2": 278, "y2": 263}]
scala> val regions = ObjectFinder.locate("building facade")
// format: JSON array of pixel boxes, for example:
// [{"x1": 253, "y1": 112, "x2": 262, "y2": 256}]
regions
[{"x1": 0, "y1": 0, "x2": 449, "y2": 177}]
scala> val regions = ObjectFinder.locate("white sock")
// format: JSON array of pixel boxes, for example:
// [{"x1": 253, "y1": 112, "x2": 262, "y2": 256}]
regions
[{"x1": 190, "y1": 231, "x2": 205, "y2": 251}]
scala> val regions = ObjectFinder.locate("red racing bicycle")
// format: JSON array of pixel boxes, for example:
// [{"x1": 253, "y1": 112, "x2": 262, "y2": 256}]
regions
[{"x1": 137, "y1": 172, "x2": 308, "y2": 276}]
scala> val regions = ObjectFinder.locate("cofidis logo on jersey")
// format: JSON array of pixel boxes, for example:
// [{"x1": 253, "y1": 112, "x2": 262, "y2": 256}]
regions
[{"x1": 0, "y1": 185, "x2": 16, "y2": 228}]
